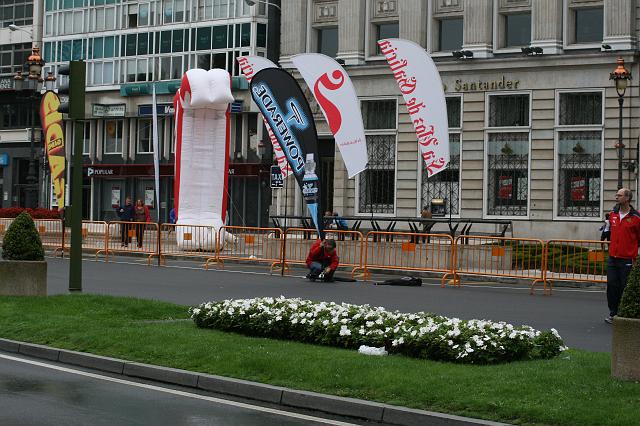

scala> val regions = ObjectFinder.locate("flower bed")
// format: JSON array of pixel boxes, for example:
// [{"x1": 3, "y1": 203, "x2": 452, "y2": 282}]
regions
[
  {"x1": 190, "y1": 297, "x2": 567, "y2": 364},
  {"x1": 0, "y1": 208, "x2": 61, "y2": 219}
]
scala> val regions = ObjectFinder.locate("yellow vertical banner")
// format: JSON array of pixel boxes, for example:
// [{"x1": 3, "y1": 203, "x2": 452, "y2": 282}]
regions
[{"x1": 40, "y1": 91, "x2": 65, "y2": 209}]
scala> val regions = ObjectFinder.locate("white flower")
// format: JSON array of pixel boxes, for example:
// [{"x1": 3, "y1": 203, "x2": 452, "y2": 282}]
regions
[{"x1": 339, "y1": 326, "x2": 351, "y2": 336}]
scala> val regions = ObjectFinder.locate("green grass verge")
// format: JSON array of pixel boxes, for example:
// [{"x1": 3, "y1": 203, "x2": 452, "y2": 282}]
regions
[{"x1": 1, "y1": 294, "x2": 638, "y2": 426}]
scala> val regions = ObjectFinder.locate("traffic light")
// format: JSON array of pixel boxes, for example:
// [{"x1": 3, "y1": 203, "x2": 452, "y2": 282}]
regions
[{"x1": 57, "y1": 61, "x2": 86, "y2": 120}]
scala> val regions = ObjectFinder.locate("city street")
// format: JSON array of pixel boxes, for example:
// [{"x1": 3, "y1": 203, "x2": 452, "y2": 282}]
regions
[
  {"x1": 46, "y1": 256, "x2": 611, "y2": 352},
  {"x1": 0, "y1": 353, "x2": 356, "y2": 426}
]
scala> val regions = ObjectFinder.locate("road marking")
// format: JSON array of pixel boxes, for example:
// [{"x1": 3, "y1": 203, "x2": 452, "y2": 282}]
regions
[
  {"x1": 0, "y1": 353, "x2": 356, "y2": 425},
  {"x1": 46, "y1": 256, "x2": 606, "y2": 294}
]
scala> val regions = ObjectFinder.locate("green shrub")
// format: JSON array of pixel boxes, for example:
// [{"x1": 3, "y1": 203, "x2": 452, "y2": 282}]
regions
[
  {"x1": 618, "y1": 261, "x2": 640, "y2": 319},
  {"x1": 1, "y1": 212, "x2": 45, "y2": 261}
]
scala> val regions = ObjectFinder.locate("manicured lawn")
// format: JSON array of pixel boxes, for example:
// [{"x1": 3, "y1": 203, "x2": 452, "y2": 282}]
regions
[{"x1": 1, "y1": 294, "x2": 638, "y2": 426}]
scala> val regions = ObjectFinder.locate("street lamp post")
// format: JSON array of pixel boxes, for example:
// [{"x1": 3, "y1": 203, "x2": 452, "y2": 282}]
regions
[
  {"x1": 12, "y1": 46, "x2": 45, "y2": 208},
  {"x1": 610, "y1": 57, "x2": 632, "y2": 190}
]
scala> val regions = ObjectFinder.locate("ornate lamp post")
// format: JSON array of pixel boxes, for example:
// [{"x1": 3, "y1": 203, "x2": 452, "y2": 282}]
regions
[
  {"x1": 610, "y1": 58, "x2": 632, "y2": 190},
  {"x1": 13, "y1": 46, "x2": 45, "y2": 208}
]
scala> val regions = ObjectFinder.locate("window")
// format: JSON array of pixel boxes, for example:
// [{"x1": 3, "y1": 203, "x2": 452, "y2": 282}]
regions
[
  {"x1": 486, "y1": 94, "x2": 530, "y2": 216},
  {"x1": 0, "y1": 43, "x2": 31, "y2": 75},
  {"x1": 317, "y1": 27, "x2": 338, "y2": 58},
  {"x1": 575, "y1": 7, "x2": 603, "y2": 44},
  {"x1": 1, "y1": 1, "x2": 33, "y2": 28},
  {"x1": 137, "y1": 119, "x2": 153, "y2": 154},
  {"x1": 422, "y1": 97, "x2": 461, "y2": 215},
  {"x1": 505, "y1": 13, "x2": 531, "y2": 47},
  {"x1": 257, "y1": 23, "x2": 267, "y2": 48},
  {"x1": 375, "y1": 22, "x2": 398, "y2": 55},
  {"x1": 438, "y1": 18, "x2": 463, "y2": 52},
  {"x1": 358, "y1": 100, "x2": 397, "y2": 214},
  {"x1": 489, "y1": 94, "x2": 529, "y2": 127},
  {"x1": 557, "y1": 92, "x2": 603, "y2": 217},
  {"x1": 103, "y1": 120, "x2": 123, "y2": 154},
  {"x1": 83, "y1": 122, "x2": 91, "y2": 155}
]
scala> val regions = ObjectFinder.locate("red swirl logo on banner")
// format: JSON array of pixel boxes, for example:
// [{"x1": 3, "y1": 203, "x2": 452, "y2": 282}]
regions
[{"x1": 313, "y1": 70, "x2": 344, "y2": 134}]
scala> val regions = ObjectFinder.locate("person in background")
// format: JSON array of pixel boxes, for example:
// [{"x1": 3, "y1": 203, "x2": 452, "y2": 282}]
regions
[
  {"x1": 134, "y1": 199, "x2": 151, "y2": 248},
  {"x1": 333, "y1": 212, "x2": 349, "y2": 231},
  {"x1": 168, "y1": 207, "x2": 177, "y2": 234},
  {"x1": 420, "y1": 206, "x2": 434, "y2": 243},
  {"x1": 115, "y1": 197, "x2": 135, "y2": 247},
  {"x1": 323, "y1": 210, "x2": 335, "y2": 230},
  {"x1": 600, "y1": 213, "x2": 611, "y2": 242},
  {"x1": 306, "y1": 239, "x2": 339, "y2": 282},
  {"x1": 605, "y1": 188, "x2": 640, "y2": 324}
]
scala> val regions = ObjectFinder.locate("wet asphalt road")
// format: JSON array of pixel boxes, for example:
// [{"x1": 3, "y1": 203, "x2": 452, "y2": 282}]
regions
[
  {"x1": 0, "y1": 353, "x2": 356, "y2": 426},
  {"x1": 45, "y1": 256, "x2": 611, "y2": 352}
]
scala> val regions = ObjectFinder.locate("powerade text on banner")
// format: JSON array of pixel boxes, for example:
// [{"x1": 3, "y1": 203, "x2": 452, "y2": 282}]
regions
[
  {"x1": 237, "y1": 56, "x2": 292, "y2": 179},
  {"x1": 249, "y1": 68, "x2": 323, "y2": 237}
]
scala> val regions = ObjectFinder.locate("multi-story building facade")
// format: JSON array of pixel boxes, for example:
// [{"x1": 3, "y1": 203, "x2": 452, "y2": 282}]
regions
[
  {"x1": 0, "y1": 0, "x2": 42, "y2": 209},
  {"x1": 279, "y1": 0, "x2": 640, "y2": 240},
  {"x1": 39, "y1": 0, "x2": 279, "y2": 225}
]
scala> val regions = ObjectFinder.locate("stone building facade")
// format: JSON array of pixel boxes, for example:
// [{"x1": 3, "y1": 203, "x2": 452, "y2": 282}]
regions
[{"x1": 278, "y1": 0, "x2": 639, "y2": 240}]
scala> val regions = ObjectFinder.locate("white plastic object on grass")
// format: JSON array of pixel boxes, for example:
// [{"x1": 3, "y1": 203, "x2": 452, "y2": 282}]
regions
[{"x1": 358, "y1": 345, "x2": 388, "y2": 356}]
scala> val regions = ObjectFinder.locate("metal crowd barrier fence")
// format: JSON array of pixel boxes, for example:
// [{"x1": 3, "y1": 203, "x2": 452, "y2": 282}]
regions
[
  {"x1": 206, "y1": 226, "x2": 284, "y2": 271},
  {"x1": 103, "y1": 221, "x2": 159, "y2": 264},
  {"x1": 0, "y1": 218, "x2": 13, "y2": 240},
  {"x1": 538, "y1": 239, "x2": 609, "y2": 295},
  {"x1": 33, "y1": 219, "x2": 64, "y2": 255},
  {"x1": 61, "y1": 221, "x2": 109, "y2": 257},
  {"x1": 280, "y1": 228, "x2": 364, "y2": 275},
  {"x1": 354, "y1": 231, "x2": 454, "y2": 280},
  {"x1": 443, "y1": 236, "x2": 545, "y2": 290},
  {"x1": 159, "y1": 224, "x2": 219, "y2": 266}
]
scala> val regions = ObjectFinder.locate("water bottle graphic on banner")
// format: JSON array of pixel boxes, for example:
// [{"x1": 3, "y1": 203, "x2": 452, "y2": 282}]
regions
[{"x1": 302, "y1": 153, "x2": 321, "y2": 230}]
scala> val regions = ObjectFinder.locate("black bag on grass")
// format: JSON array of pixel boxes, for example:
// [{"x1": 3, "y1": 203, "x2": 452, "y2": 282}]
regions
[{"x1": 375, "y1": 276, "x2": 422, "y2": 286}]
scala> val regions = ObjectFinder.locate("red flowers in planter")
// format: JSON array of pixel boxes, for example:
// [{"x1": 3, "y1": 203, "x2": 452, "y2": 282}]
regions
[{"x1": 0, "y1": 207, "x2": 62, "y2": 219}]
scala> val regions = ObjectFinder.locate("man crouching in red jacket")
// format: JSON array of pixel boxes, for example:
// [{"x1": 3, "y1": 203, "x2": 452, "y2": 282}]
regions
[{"x1": 306, "y1": 239, "x2": 339, "y2": 282}]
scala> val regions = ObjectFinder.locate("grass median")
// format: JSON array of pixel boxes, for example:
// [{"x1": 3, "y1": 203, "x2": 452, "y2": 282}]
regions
[{"x1": 1, "y1": 294, "x2": 637, "y2": 426}]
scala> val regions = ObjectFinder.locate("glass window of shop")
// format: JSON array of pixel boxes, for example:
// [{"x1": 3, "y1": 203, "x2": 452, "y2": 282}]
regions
[
  {"x1": 486, "y1": 94, "x2": 530, "y2": 217},
  {"x1": 358, "y1": 99, "x2": 397, "y2": 214},
  {"x1": 556, "y1": 92, "x2": 603, "y2": 218},
  {"x1": 422, "y1": 97, "x2": 461, "y2": 215}
]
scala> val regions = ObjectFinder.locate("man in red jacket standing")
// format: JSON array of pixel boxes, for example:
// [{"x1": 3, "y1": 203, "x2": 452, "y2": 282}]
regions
[
  {"x1": 605, "y1": 188, "x2": 640, "y2": 323},
  {"x1": 306, "y1": 239, "x2": 339, "y2": 282}
]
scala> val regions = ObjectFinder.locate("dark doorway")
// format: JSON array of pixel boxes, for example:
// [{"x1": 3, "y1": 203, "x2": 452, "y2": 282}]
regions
[{"x1": 318, "y1": 137, "x2": 335, "y2": 214}]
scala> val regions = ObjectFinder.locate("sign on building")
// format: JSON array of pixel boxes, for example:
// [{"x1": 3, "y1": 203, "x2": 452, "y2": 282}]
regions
[
  {"x1": 92, "y1": 104, "x2": 126, "y2": 117},
  {"x1": 270, "y1": 165, "x2": 283, "y2": 188}
]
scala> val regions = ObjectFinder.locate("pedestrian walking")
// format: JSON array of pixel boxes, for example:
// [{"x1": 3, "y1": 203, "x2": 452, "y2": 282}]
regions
[
  {"x1": 134, "y1": 199, "x2": 151, "y2": 248},
  {"x1": 605, "y1": 188, "x2": 640, "y2": 323},
  {"x1": 115, "y1": 197, "x2": 135, "y2": 247}
]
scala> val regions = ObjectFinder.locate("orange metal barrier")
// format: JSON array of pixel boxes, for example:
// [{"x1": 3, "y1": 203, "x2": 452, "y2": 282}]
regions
[
  {"x1": 63, "y1": 221, "x2": 109, "y2": 256},
  {"x1": 33, "y1": 219, "x2": 64, "y2": 255},
  {"x1": 104, "y1": 221, "x2": 159, "y2": 264},
  {"x1": 443, "y1": 236, "x2": 545, "y2": 290},
  {"x1": 0, "y1": 218, "x2": 12, "y2": 240},
  {"x1": 538, "y1": 239, "x2": 608, "y2": 295},
  {"x1": 159, "y1": 223, "x2": 219, "y2": 265},
  {"x1": 281, "y1": 228, "x2": 364, "y2": 275},
  {"x1": 206, "y1": 226, "x2": 284, "y2": 271},
  {"x1": 354, "y1": 231, "x2": 454, "y2": 280}
]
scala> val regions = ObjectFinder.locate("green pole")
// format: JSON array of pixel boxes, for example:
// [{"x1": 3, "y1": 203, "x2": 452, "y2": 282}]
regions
[{"x1": 68, "y1": 61, "x2": 86, "y2": 292}]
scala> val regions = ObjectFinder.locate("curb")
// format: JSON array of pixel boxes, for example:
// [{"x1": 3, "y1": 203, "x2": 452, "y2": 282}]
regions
[{"x1": 0, "y1": 338, "x2": 508, "y2": 426}]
